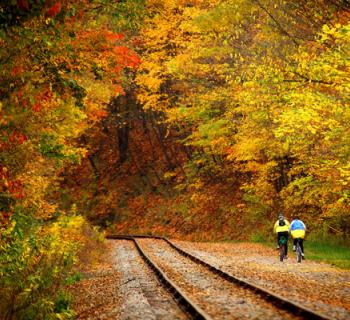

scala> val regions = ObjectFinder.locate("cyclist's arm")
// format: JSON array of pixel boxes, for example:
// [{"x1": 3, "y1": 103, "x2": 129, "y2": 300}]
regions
[
  {"x1": 301, "y1": 221, "x2": 306, "y2": 230},
  {"x1": 289, "y1": 220, "x2": 293, "y2": 230},
  {"x1": 285, "y1": 219, "x2": 291, "y2": 228}
]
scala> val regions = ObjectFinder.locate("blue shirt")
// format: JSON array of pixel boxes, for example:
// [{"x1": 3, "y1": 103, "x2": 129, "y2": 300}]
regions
[{"x1": 290, "y1": 219, "x2": 306, "y2": 231}]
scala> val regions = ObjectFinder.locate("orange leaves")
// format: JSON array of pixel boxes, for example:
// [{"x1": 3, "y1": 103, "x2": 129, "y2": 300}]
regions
[
  {"x1": 113, "y1": 46, "x2": 141, "y2": 69},
  {"x1": 113, "y1": 46, "x2": 129, "y2": 56},
  {"x1": 69, "y1": 29, "x2": 139, "y2": 79},
  {"x1": 114, "y1": 85, "x2": 125, "y2": 95},
  {"x1": 92, "y1": 109, "x2": 108, "y2": 120},
  {"x1": 127, "y1": 52, "x2": 141, "y2": 68},
  {"x1": 105, "y1": 32, "x2": 125, "y2": 42}
]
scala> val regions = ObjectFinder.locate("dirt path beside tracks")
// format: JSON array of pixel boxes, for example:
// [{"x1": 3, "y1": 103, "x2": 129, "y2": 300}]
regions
[
  {"x1": 172, "y1": 240, "x2": 350, "y2": 320},
  {"x1": 70, "y1": 239, "x2": 350, "y2": 320}
]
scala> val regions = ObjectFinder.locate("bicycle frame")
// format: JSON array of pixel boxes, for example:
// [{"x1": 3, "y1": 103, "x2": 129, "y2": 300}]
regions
[
  {"x1": 279, "y1": 236, "x2": 287, "y2": 262},
  {"x1": 295, "y1": 238, "x2": 303, "y2": 263}
]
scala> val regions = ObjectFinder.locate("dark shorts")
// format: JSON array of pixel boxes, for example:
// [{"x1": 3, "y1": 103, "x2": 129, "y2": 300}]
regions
[{"x1": 277, "y1": 231, "x2": 289, "y2": 255}]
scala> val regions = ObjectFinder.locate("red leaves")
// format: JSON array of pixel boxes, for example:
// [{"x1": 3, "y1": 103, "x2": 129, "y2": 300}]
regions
[
  {"x1": 8, "y1": 180, "x2": 25, "y2": 199},
  {"x1": 32, "y1": 87, "x2": 53, "y2": 112},
  {"x1": 0, "y1": 210, "x2": 12, "y2": 228},
  {"x1": 127, "y1": 52, "x2": 141, "y2": 68},
  {"x1": 17, "y1": 0, "x2": 62, "y2": 17},
  {"x1": 0, "y1": 130, "x2": 27, "y2": 151},
  {"x1": 105, "y1": 32, "x2": 125, "y2": 42},
  {"x1": 11, "y1": 66, "x2": 24, "y2": 77},
  {"x1": 0, "y1": 167, "x2": 25, "y2": 200},
  {"x1": 17, "y1": 0, "x2": 29, "y2": 10},
  {"x1": 47, "y1": 2, "x2": 62, "y2": 17},
  {"x1": 104, "y1": 31, "x2": 140, "y2": 70},
  {"x1": 113, "y1": 46, "x2": 141, "y2": 69},
  {"x1": 9, "y1": 130, "x2": 27, "y2": 145},
  {"x1": 32, "y1": 103, "x2": 42, "y2": 112},
  {"x1": 0, "y1": 211, "x2": 11, "y2": 225}
]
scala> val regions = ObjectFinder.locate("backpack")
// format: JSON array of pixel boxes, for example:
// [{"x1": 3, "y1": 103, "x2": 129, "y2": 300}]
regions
[{"x1": 279, "y1": 219, "x2": 285, "y2": 226}]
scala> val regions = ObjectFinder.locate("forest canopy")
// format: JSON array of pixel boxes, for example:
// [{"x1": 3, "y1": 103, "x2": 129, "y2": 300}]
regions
[{"x1": 0, "y1": 0, "x2": 349, "y2": 317}]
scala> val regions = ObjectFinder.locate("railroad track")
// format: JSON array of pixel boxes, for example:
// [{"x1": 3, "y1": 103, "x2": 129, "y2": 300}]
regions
[{"x1": 107, "y1": 234, "x2": 332, "y2": 320}]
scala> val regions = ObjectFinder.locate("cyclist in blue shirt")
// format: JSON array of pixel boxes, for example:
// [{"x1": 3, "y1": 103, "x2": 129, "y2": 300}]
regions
[{"x1": 290, "y1": 216, "x2": 306, "y2": 259}]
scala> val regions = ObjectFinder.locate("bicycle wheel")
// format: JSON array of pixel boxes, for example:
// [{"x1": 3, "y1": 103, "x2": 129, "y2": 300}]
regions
[
  {"x1": 279, "y1": 245, "x2": 285, "y2": 262},
  {"x1": 296, "y1": 240, "x2": 302, "y2": 263}
]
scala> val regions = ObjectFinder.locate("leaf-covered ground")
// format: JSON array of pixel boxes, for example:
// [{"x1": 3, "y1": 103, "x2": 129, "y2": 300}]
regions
[
  {"x1": 70, "y1": 239, "x2": 350, "y2": 320},
  {"x1": 68, "y1": 242, "x2": 122, "y2": 319},
  {"x1": 172, "y1": 240, "x2": 350, "y2": 320}
]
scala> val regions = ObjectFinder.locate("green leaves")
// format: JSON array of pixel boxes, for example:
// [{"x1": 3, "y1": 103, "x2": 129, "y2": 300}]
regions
[
  {"x1": 0, "y1": 211, "x2": 82, "y2": 319},
  {"x1": 39, "y1": 134, "x2": 65, "y2": 159}
]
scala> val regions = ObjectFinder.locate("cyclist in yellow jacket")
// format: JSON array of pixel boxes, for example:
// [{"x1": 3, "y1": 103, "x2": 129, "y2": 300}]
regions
[{"x1": 273, "y1": 213, "x2": 291, "y2": 258}]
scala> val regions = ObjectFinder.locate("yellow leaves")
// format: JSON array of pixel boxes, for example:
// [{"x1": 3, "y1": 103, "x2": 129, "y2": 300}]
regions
[
  {"x1": 191, "y1": 191, "x2": 212, "y2": 203},
  {"x1": 18, "y1": 161, "x2": 56, "y2": 216},
  {"x1": 47, "y1": 215, "x2": 87, "y2": 252},
  {"x1": 321, "y1": 23, "x2": 343, "y2": 38},
  {"x1": 136, "y1": 0, "x2": 212, "y2": 113},
  {"x1": 140, "y1": 74, "x2": 163, "y2": 92},
  {"x1": 227, "y1": 136, "x2": 265, "y2": 162}
]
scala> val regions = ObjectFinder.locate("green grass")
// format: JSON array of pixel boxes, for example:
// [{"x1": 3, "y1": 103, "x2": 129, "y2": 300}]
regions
[
  {"x1": 250, "y1": 232, "x2": 350, "y2": 269},
  {"x1": 305, "y1": 240, "x2": 350, "y2": 269}
]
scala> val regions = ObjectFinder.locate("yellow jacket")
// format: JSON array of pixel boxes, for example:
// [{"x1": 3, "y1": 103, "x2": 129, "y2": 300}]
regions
[
  {"x1": 291, "y1": 229, "x2": 305, "y2": 239},
  {"x1": 273, "y1": 219, "x2": 290, "y2": 233}
]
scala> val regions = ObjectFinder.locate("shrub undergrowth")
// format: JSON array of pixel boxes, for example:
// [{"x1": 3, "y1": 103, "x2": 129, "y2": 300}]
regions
[{"x1": 0, "y1": 209, "x2": 102, "y2": 319}]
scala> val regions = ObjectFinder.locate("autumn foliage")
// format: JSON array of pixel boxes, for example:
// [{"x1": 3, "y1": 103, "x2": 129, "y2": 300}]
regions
[
  {"x1": 60, "y1": 0, "x2": 350, "y2": 242},
  {"x1": 0, "y1": 0, "x2": 139, "y2": 318},
  {"x1": 1, "y1": 0, "x2": 350, "y2": 317}
]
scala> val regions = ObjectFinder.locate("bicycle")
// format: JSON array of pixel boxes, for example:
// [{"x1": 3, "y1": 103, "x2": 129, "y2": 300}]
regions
[
  {"x1": 278, "y1": 235, "x2": 288, "y2": 262},
  {"x1": 295, "y1": 238, "x2": 303, "y2": 263}
]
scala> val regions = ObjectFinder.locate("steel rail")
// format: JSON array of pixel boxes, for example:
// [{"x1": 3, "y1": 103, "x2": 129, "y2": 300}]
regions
[
  {"x1": 107, "y1": 234, "x2": 212, "y2": 320},
  {"x1": 163, "y1": 238, "x2": 331, "y2": 320},
  {"x1": 107, "y1": 234, "x2": 332, "y2": 320}
]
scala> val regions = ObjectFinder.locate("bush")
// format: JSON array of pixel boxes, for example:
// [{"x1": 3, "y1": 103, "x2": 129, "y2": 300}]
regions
[{"x1": 0, "y1": 210, "x2": 86, "y2": 320}]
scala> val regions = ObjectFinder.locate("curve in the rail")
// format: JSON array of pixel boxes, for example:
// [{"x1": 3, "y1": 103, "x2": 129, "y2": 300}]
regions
[
  {"x1": 107, "y1": 235, "x2": 212, "y2": 320},
  {"x1": 107, "y1": 234, "x2": 331, "y2": 320}
]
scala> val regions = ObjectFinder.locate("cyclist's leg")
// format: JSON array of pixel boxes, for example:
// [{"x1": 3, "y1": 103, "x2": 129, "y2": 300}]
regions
[
  {"x1": 300, "y1": 238, "x2": 305, "y2": 258},
  {"x1": 277, "y1": 232, "x2": 284, "y2": 251},
  {"x1": 293, "y1": 238, "x2": 297, "y2": 251},
  {"x1": 300, "y1": 239, "x2": 304, "y2": 253},
  {"x1": 282, "y1": 231, "x2": 289, "y2": 257}
]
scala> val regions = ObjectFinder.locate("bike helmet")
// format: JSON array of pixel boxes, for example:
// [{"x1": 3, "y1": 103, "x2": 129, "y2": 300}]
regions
[{"x1": 278, "y1": 213, "x2": 284, "y2": 220}]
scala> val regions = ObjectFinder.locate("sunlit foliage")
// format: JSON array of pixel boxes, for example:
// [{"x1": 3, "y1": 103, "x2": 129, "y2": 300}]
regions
[{"x1": 0, "y1": 0, "x2": 139, "y2": 318}]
